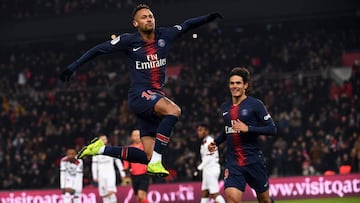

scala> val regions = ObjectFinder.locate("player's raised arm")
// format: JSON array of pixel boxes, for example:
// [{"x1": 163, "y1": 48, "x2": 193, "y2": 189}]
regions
[
  {"x1": 59, "y1": 39, "x2": 124, "y2": 82},
  {"x1": 181, "y1": 12, "x2": 222, "y2": 32},
  {"x1": 165, "y1": 12, "x2": 222, "y2": 41}
]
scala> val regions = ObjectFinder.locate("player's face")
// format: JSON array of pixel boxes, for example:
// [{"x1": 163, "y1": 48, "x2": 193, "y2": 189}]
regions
[
  {"x1": 66, "y1": 149, "x2": 76, "y2": 160},
  {"x1": 99, "y1": 135, "x2": 108, "y2": 145},
  {"x1": 131, "y1": 130, "x2": 141, "y2": 143},
  {"x1": 197, "y1": 126, "x2": 208, "y2": 139},
  {"x1": 133, "y1": 8, "x2": 155, "y2": 33},
  {"x1": 229, "y1": 75, "x2": 248, "y2": 97}
]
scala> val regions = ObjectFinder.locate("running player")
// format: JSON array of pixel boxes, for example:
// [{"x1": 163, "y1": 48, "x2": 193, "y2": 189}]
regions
[
  {"x1": 59, "y1": 4, "x2": 222, "y2": 177},
  {"x1": 60, "y1": 148, "x2": 83, "y2": 203},
  {"x1": 92, "y1": 135, "x2": 126, "y2": 203},
  {"x1": 197, "y1": 123, "x2": 225, "y2": 203},
  {"x1": 208, "y1": 67, "x2": 277, "y2": 203}
]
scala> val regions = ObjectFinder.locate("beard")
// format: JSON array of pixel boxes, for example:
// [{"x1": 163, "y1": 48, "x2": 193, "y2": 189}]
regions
[
  {"x1": 141, "y1": 23, "x2": 154, "y2": 33},
  {"x1": 143, "y1": 25, "x2": 154, "y2": 33},
  {"x1": 143, "y1": 29, "x2": 154, "y2": 34}
]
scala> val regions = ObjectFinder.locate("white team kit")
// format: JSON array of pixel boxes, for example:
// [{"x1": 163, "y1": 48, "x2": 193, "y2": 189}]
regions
[
  {"x1": 198, "y1": 135, "x2": 221, "y2": 194},
  {"x1": 60, "y1": 156, "x2": 83, "y2": 202},
  {"x1": 92, "y1": 155, "x2": 126, "y2": 196}
]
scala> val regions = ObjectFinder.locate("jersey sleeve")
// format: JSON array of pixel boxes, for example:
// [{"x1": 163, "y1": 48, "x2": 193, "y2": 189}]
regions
[
  {"x1": 214, "y1": 129, "x2": 227, "y2": 146},
  {"x1": 73, "y1": 159, "x2": 83, "y2": 193},
  {"x1": 114, "y1": 158, "x2": 126, "y2": 178},
  {"x1": 248, "y1": 99, "x2": 277, "y2": 136},
  {"x1": 67, "y1": 33, "x2": 129, "y2": 72},
  {"x1": 197, "y1": 137, "x2": 215, "y2": 170},
  {"x1": 91, "y1": 156, "x2": 98, "y2": 180},
  {"x1": 162, "y1": 14, "x2": 218, "y2": 42},
  {"x1": 60, "y1": 159, "x2": 66, "y2": 189},
  {"x1": 123, "y1": 160, "x2": 129, "y2": 171}
]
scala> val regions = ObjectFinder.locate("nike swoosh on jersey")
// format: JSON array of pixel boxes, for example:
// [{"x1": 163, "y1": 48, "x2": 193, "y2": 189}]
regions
[
  {"x1": 222, "y1": 112, "x2": 228, "y2": 116},
  {"x1": 133, "y1": 47, "x2": 141, "y2": 51}
]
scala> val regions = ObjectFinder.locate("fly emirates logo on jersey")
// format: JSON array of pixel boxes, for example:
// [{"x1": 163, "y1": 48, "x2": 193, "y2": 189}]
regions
[
  {"x1": 225, "y1": 120, "x2": 241, "y2": 134},
  {"x1": 135, "y1": 54, "x2": 166, "y2": 70},
  {"x1": 225, "y1": 126, "x2": 241, "y2": 134}
]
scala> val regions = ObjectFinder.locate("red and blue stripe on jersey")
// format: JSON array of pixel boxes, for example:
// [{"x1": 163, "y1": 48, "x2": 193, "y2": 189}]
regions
[
  {"x1": 220, "y1": 96, "x2": 277, "y2": 173},
  {"x1": 229, "y1": 104, "x2": 247, "y2": 166},
  {"x1": 144, "y1": 40, "x2": 162, "y2": 90}
]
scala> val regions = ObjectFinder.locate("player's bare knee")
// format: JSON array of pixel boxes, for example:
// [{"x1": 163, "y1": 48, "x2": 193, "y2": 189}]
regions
[
  {"x1": 168, "y1": 104, "x2": 181, "y2": 117},
  {"x1": 173, "y1": 105, "x2": 181, "y2": 117}
]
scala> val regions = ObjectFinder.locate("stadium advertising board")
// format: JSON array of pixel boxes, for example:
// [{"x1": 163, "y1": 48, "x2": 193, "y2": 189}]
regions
[{"x1": 1, "y1": 174, "x2": 359, "y2": 203}]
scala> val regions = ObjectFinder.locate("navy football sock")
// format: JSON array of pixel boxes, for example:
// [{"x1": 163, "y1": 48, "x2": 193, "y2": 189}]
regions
[
  {"x1": 154, "y1": 115, "x2": 178, "y2": 154},
  {"x1": 103, "y1": 146, "x2": 148, "y2": 164}
]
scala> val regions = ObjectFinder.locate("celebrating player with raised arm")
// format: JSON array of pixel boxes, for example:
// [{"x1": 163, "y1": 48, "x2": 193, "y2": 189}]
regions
[
  {"x1": 208, "y1": 67, "x2": 277, "y2": 203},
  {"x1": 59, "y1": 4, "x2": 222, "y2": 177}
]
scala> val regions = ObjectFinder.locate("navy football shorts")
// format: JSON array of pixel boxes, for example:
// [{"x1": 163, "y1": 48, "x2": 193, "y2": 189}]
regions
[
  {"x1": 131, "y1": 174, "x2": 150, "y2": 194},
  {"x1": 128, "y1": 89, "x2": 164, "y2": 137},
  {"x1": 224, "y1": 162, "x2": 270, "y2": 193}
]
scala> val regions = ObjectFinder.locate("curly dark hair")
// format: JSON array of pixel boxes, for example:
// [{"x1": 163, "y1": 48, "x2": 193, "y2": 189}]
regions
[{"x1": 132, "y1": 3, "x2": 150, "y2": 19}]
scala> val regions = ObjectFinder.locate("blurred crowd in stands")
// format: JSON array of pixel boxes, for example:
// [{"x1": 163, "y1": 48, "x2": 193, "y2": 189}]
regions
[
  {"x1": 0, "y1": 0, "x2": 190, "y2": 20},
  {"x1": 0, "y1": 15, "x2": 359, "y2": 190}
]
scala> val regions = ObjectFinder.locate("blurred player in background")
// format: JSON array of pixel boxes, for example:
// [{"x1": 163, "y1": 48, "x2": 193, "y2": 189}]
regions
[
  {"x1": 196, "y1": 123, "x2": 225, "y2": 203},
  {"x1": 209, "y1": 67, "x2": 277, "y2": 203},
  {"x1": 92, "y1": 134, "x2": 126, "y2": 203},
  {"x1": 123, "y1": 129, "x2": 151, "y2": 203},
  {"x1": 60, "y1": 148, "x2": 83, "y2": 203},
  {"x1": 60, "y1": 3, "x2": 222, "y2": 177}
]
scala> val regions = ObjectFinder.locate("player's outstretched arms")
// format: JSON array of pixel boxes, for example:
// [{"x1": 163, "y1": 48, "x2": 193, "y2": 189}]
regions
[
  {"x1": 59, "y1": 41, "x2": 120, "y2": 82},
  {"x1": 180, "y1": 12, "x2": 223, "y2": 32}
]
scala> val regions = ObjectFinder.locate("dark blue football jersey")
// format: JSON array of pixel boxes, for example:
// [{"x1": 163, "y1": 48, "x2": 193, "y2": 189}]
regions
[
  {"x1": 67, "y1": 14, "x2": 216, "y2": 91},
  {"x1": 215, "y1": 96, "x2": 277, "y2": 174}
]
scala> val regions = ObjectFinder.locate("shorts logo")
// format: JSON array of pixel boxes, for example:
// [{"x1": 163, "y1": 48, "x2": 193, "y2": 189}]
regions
[{"x1": 141, "y1": 90, "x2": 158, "y2": 101}]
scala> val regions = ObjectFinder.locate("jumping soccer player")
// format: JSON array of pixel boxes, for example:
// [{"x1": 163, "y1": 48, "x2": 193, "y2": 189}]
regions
[
  {"x1": 59, "y1": 4, "x2": 222, "y2": 177},
  {"x1": 208, "y1": 67, "x2": 277, "y2": 203}
]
